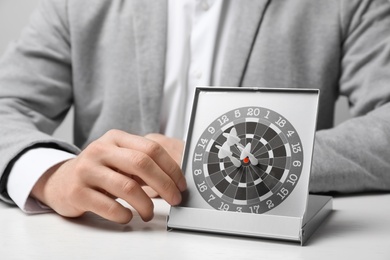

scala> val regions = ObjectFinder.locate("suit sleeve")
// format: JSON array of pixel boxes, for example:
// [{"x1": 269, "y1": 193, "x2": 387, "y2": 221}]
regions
[
  {"x1": 310, "y1": 0, "x2": 390, "y2": 193},
  {"x1": 0, "y1": 0, "x2": 80, "y2": 202}
]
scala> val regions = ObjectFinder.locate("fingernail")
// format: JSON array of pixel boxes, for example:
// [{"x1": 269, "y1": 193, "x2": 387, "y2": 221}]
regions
[
  {"x1": 178, "y1": 178, "x2": 187, "y2": 192},
  {"x1": 173, "y1": 192, "x2": 182, "y2": 205}
]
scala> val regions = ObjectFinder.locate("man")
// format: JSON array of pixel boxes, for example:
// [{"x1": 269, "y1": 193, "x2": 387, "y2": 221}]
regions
[{"x1": 1, "y1": 0, "x2": 390, "y2": 224}]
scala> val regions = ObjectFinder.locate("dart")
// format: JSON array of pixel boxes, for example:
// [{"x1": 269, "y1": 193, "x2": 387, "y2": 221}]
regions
[
  {"x1": 216, "y1": 143, "x2": 241, "y2": 167},
  {"x1": 222, "y1": 127, "x2": 240, "y2": 146},
  {"x1": 238, "y1": 143, "x2": 258, "y2": 165}
]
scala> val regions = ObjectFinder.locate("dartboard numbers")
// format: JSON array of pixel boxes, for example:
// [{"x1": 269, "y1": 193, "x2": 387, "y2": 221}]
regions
[{"x1": 192, "y1": 106, "x2": 303, "y2": 214}]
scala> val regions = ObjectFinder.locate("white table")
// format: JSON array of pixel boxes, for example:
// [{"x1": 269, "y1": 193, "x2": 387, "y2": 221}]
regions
[{"x1": 1, "y1": 194, "x2": 389, "y2": 260}]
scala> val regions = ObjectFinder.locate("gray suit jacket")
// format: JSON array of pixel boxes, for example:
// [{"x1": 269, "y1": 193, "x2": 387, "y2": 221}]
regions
[{"x1": 1, "y1": 0, "x2": 390, "y2": 202}]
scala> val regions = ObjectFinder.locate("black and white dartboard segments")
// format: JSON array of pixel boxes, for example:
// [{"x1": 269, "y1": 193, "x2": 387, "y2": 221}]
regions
[{"x1": 192, "y1": 106, "x2": 303, "y2": 214}]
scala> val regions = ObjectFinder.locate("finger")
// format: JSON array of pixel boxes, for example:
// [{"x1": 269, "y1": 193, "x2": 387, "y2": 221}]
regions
[
  {"x1": 102, "y1": 130, "x2": 187, "y2": 191},
  {"x1": 142, "y1": 186, "x2": 160, "y2": 198},
  {"x1": 81, "y1": 189, "x2": 134, "y2": 224},
  {"x1": 87, "y1": 167, "x2": 154, "y2": 222},
  {"x1": 144, "y1": 134, "x2": 185, "y2": 166},
  {"x1": 101, "y1": 148, "x2": 182, "y2": 205}
]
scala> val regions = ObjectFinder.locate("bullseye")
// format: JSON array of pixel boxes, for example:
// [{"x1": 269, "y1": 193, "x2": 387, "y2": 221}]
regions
[{"x1": 243, "y1": 157, "x2": 250, "y2": 164}]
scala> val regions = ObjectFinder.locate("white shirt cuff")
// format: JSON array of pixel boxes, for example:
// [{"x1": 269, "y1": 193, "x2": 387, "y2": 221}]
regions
[{"x1": 7, "y1": 148, "x2": 76, "y2": 213}]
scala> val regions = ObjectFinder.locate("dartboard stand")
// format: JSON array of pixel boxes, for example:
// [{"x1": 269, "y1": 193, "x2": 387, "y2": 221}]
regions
[{"x1": 167, "y1": 87, "x2": 332, "y2": 245}]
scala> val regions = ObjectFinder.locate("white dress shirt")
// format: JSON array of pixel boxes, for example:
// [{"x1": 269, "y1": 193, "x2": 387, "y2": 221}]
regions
[
  {"x1": 161, "y1": 0, "x2": 227, "y2": 139},
  {"x1": 7, "y1": 0, "x2": 236, "y2": 213}
]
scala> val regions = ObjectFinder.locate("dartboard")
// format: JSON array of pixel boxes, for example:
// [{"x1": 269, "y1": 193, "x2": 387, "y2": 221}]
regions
[{"x1": 192, "y1": 106, "x2": 303, "y2": 214}]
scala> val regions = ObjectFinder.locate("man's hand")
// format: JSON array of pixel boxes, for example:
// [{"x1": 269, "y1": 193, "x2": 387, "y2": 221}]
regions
[
  {"x1": 31, "y1": 130, "x2": 187, "y2": 224},
  {"x1": 143, "y1": 133, "x2": 185, "y2": 197}
]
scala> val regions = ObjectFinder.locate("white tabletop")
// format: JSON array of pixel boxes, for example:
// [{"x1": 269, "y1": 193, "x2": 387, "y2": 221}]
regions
[{"x1": 1, "y1": 194, "x2": 389, "y2": 260}]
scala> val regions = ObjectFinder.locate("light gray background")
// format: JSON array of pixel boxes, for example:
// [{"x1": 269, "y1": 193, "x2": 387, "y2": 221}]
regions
[{"x1": 0, "y1": 0, "x2": 351, "y2": 145}]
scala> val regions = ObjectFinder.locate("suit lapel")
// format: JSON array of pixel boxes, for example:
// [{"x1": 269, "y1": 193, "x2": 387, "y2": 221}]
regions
[
  {"x1": 220, "y1": 0, "x2": 271, "y2": 87},
  {"x1": 131, "y1": 0, "x2": 167, "y2": 133}
]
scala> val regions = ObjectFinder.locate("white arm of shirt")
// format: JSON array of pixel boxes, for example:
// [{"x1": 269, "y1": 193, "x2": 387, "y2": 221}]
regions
[{"x1": 7, "y1": 148, "x2": 76, "y2": 213}]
